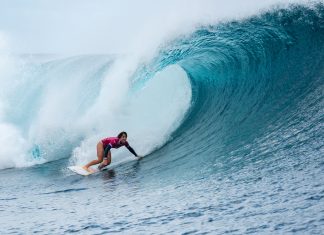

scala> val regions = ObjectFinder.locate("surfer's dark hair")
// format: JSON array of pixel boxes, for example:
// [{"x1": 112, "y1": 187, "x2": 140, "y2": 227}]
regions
[{"x1": 118, "y1": 131, "x2": 127, "y2": 138}]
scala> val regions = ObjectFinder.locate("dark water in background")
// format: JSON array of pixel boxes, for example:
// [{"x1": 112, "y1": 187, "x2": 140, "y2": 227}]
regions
[{"x1": 1, "y1": 4, "x2": 324, "y2": 234}]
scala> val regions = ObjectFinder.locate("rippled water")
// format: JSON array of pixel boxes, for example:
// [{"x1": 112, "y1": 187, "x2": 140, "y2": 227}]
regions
[{"x1": 1, "y1": 145, "x2": 323, "y2": 234}]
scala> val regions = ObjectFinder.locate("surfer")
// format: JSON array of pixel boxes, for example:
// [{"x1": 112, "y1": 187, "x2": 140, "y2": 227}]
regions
[{"x1": 83, "y1": 131, "x2": 141, "y2": 173}]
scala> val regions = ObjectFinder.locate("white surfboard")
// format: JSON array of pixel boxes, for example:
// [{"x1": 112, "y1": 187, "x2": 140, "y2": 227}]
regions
[{"x1": 68, "y1": 166, "x2": 98, "y2": 176}]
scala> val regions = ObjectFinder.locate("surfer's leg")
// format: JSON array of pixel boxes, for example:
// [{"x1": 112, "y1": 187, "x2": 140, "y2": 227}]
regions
[
  {"x1": 98, "y1": 148, "x2": 112, "y2": 170},
  {"x1": 83, "y1": 142, "x2": 104, "y2": 172}
]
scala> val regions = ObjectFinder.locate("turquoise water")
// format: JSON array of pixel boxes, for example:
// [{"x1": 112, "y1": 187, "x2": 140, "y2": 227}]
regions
[{"x1": 0, "y1": 4, "x2": 323, "y2": 234}]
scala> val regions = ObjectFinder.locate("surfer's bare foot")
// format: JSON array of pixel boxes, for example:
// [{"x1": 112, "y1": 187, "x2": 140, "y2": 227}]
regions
[{"x1": 82, "y1": 166, "x2": 94, "y2": 173}]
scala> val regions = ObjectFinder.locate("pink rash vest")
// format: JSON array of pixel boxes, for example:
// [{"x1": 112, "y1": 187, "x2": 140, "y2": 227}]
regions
[{"x1": 101, "y1": 137, "x2": 129, "y2": 149}]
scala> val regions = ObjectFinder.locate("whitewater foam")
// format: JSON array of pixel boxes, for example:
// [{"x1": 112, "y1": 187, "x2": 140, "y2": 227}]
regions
[
  {"x1": 0, "y1": 51, "x2": 192, "y2": 169},
  {"x1": 71, "y1": 64, "x2": 192, "y2": 166}
]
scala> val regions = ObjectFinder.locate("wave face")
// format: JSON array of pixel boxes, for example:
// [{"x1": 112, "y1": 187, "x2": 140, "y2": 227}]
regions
[{"x1": 137, "y1": 4, "x2": 324, "y2": 179}]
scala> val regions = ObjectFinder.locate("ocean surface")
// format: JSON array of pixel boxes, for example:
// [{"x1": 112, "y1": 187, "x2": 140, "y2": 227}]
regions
[{"x1": 0, "y1": 3, "x2": 324, "y2": 234}]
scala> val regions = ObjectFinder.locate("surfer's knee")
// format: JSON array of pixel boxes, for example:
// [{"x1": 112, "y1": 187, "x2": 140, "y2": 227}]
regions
[{"x1": 102, "y1": 158, "x2": 111, "y2": 166}]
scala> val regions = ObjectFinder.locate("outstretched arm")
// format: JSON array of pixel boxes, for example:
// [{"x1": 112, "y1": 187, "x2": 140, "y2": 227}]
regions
[{"x1": 126, "y1": 145, "x2": 138, "y2": 157}]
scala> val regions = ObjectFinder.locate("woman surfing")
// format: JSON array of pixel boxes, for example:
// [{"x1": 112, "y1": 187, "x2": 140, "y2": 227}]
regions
[{"x1": 83, "y1": 131, "x2": 142, "y2": 173}]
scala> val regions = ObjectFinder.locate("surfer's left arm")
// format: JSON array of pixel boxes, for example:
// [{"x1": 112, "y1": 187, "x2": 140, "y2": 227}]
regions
[{"x1": 126, "y1": 145, "x2": 142, "y2": 158}]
